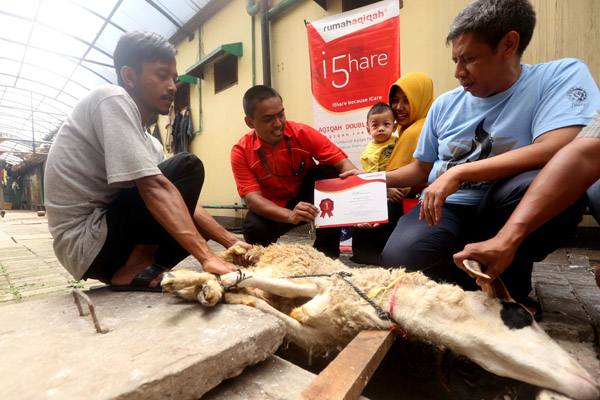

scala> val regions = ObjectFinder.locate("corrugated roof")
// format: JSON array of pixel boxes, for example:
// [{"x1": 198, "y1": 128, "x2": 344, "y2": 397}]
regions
[{"x1": 0, "y1": 0, "x2": 211, "y2": 166}]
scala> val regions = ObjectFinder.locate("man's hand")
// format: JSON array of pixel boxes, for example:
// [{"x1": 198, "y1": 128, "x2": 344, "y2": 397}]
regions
[
  {"x1": 419, "y1": 169, "x2": 461, "y2": 226},
  {"x1": 202, "y1": 255, "x2": 239, "y2": 275},
  {"x1": 453, "y1": 236, "x2": 518, "y2": 287},
  {"x1": 229, "y1": 240, "x2": 253, "y2": 267},
  {"x1": 387, "y1": 187, "x2": 406, "y2": 203},
  {"x1": 288, "y1": 201, "x2": 319, "y2": 224}
]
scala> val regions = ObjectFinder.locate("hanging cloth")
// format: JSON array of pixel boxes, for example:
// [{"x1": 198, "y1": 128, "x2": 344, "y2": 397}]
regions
[
  {"x1": 172, "y1": 111, "x2": 184, "y2": 154},
  {"x1": 165, "y1": 104, "x2": 175, "y2": 153},
  {"x1": 150, "y1": 122, "x2": 163, "y2": 145},
  {"x1": 180, "y1": 107, "x2": 193, "y2": 153}
]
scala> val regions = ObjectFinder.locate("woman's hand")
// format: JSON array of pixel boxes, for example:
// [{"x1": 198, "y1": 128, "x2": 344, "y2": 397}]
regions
[
  {"x1": 355, "y1": 222, "x2": 380, "y2": 229},
  {"x1": 339, "y1": 169, "x2": 362, "y2": 179}
]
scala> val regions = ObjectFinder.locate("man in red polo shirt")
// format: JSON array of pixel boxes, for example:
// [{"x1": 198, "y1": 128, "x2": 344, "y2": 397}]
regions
[{"x1": 231, "y1": 85, "x2": 359, "y2": 258}]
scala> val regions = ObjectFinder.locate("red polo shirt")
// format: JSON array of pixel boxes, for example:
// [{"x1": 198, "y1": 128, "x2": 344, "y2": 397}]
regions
[{"x1": 231, "y1": 120, "x2": 347, "y2": 207}]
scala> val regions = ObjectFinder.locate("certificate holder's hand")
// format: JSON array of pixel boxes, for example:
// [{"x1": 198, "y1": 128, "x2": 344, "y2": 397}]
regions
[
  {"x1": 229, "y1": 240, "x2": 253, "y2": 267},
  {"x1": 339, "y1": 168, "x2": 362, "y2": 179},
  {"x1": 419, "y1": 170, "x2": 461, "y2": 226},
  {"x1": 387, "y1": 187, "x2": 406, "y2": 203},
  {"x1": 288, "y1": 201, "x2": 319, "y2": 224}
]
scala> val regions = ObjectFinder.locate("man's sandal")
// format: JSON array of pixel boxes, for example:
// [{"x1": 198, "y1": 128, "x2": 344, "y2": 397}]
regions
[{"x1": 110, "y1": 264, "x2": 168, "y2": 293}]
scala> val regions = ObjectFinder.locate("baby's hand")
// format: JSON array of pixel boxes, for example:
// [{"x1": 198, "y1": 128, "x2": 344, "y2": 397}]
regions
[{"x1": 387, "y1": 187, "x2": 406, "y2": 203}]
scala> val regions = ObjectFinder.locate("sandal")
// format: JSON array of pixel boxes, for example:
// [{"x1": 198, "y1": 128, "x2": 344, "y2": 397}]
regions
[{"x1": 110, "y1": 264, "x2": 168, "y2": 292}]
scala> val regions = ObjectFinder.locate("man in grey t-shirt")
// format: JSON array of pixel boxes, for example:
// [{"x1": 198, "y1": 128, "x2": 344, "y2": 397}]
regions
[{"x1": 45, "y1": 31, "x2": 250, "y2": 291}]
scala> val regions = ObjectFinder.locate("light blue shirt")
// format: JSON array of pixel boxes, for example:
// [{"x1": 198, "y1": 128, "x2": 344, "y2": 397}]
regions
[{"x1": 415, "y1": 58, "x2": 600, "y2": 205}]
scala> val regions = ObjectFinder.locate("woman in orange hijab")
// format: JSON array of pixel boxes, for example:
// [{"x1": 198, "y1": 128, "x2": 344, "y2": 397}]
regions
[{"x1": 351, "y1": 72, "x2": 434, "y2": 265}]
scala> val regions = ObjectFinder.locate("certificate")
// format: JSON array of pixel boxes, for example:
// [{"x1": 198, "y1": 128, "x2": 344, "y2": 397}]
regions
[{"x1": 314, "y1": 172, "x2": 388, "y2": 228}]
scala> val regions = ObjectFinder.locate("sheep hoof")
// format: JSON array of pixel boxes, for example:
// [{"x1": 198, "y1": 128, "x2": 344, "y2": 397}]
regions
[
  {"x1": 290, "y1": 307, "x2": 309, "y2": 323},
  {"x1": 198, "y1": 281, "x2": 223, "y2": 306},
  {"x1": 161, "y1": 272, "x2": 177, "y2": 293}
]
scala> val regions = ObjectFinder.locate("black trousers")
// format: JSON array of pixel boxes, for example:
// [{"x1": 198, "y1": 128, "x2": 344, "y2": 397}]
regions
[
  {"x1": 380, "y1": 170, "x2": 587, "y2": 301},
  {"x1": 84, "y1": 153, "x2": 204, "y2": 282},
  {"x1": 242, "y1": 164, "x2": 341, "y2": 258}
]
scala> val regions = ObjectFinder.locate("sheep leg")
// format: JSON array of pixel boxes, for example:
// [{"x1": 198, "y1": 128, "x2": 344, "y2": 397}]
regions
[
  {"x1": 226, "y1": 292, "x2": 325, "y2": 348},
  {"x1": 222, "y1": 272, "x2": 321, "y2": 298},
  {"x1": 289, "y1": 293, "x2": 331, "y2": 323},
  {"x1": 161, "y1": 269, "x2": 217, "y2": 292},
  {"x1": 161, "y1": 270, "x2": 223, "y2": 305},
  {"x1": 289, "y1": 293, "x2": 391, "y2": 330}
]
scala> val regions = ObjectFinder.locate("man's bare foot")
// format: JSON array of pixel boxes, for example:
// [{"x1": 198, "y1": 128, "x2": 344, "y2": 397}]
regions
[
  {"x1": 111, "y1": 272, "x2": 164, "y2": 289},
  {"x1": 110, "y1": 264, "x2": 167, "y2": 292},
  {"x1": 111, "y1": 264, "x2": 162, "y2": 287},
  {"x1": 109, "y1": 245, "x2": 163, "y2": 290}
]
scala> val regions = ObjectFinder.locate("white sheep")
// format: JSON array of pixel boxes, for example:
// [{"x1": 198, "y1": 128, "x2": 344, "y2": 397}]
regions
[{"x1": 161, "y1": 243, "x2": 598, "y2": 400}]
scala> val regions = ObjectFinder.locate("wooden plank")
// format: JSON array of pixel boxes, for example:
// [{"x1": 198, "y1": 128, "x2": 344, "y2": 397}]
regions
[{"x1": 297, "y1": 330, "x2": 396, "y2": 400}]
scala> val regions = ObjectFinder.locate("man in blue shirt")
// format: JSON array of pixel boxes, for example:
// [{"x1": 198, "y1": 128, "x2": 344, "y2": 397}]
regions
[
  {"x1": 454, "y1": 114, "x2": 600, "y2": 290},
  {"x1": 371, "y1": 0, "x2": 600, "y2": 305}
]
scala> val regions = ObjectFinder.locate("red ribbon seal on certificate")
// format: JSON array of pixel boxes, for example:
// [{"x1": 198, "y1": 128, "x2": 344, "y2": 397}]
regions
[{"x1": 319, "y1": 198, "x2": 334, "y2": 218}]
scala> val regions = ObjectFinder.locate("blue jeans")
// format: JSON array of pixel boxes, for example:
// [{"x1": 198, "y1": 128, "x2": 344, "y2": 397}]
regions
[
  {"x1": 587, "y1": 178, "x2": 600, "y2": 225},
  {"x1": 380, "y1": 170, "x2": 587, "y2": 301}
]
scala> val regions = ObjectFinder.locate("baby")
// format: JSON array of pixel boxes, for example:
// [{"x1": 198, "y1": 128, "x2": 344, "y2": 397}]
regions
[{"x1": 360, "y1": 102, "x2": 398, "y2": 172}]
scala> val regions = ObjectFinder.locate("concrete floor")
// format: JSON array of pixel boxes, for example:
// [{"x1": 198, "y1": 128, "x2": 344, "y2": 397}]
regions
[{"x1": 1, "y1": 209, "x2": 599, "y2": 399}]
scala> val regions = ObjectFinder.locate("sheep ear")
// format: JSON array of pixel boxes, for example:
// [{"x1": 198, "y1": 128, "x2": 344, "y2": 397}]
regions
[
  {"x1": 463, "y1": 260, "x2": 513, "y2": 301},
  {"x1": 486, "y1": 278, "x2": 513, "y2": 302}
]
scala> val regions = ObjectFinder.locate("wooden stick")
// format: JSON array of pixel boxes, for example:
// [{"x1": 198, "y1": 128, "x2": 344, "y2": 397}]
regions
[{"x1": 297, "y1": 330, "x2": 396, "y2": 400}]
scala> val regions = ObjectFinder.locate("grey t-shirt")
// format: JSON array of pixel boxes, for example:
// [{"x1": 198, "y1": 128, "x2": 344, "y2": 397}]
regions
[{"x1": 45, "y1": 85, "x2": 166, "y2": 280}]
